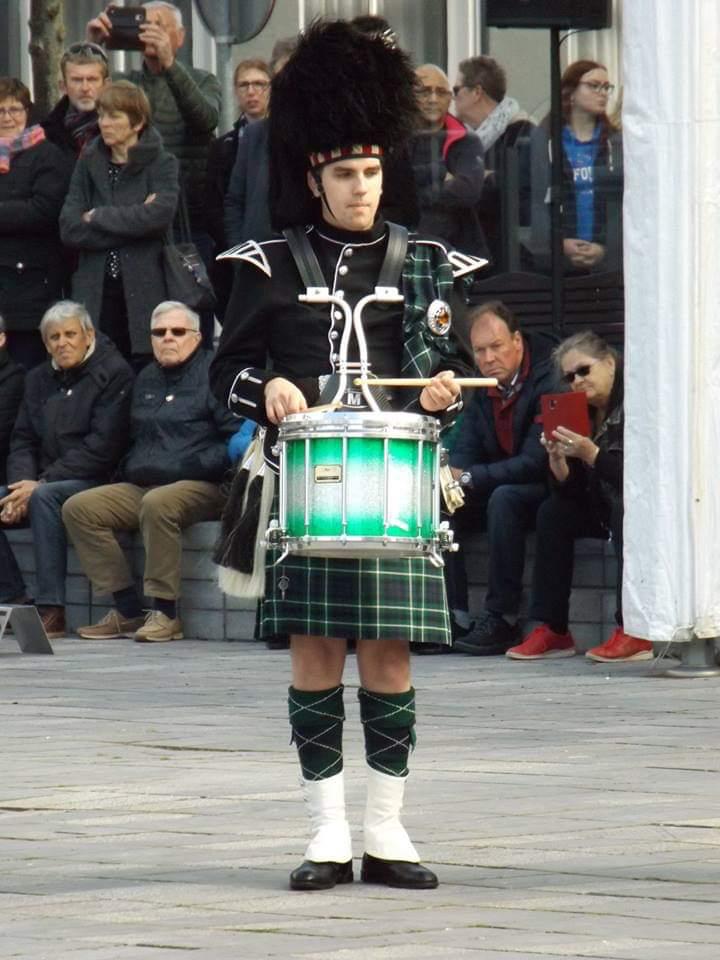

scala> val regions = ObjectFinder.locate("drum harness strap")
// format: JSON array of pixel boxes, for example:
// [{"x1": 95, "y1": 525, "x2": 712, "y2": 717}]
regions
[{"x1": 282, "y1": 223, "x2": 409, "y2": 410}]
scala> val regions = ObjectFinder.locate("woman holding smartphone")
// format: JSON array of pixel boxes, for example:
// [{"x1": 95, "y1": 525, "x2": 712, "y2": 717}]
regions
[{"x1": 506, "y1": 330, "x2": 652, "y2": 663}]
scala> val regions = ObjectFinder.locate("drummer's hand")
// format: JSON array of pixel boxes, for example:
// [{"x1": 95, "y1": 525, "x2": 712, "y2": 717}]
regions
[
  {"x1": 419, "y1": 370, "x2": 461, "y2": 413},
  {"x1": 265, "y1": 377, "x2": 308, "y2": 425}
]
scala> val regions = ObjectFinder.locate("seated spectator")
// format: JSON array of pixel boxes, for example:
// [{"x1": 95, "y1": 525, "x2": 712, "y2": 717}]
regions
[
  {"x1": 447, "y1": 301, "x2": 556, "y2": 656},
  {"x1": 41, "y1": 41, "x2": 109, "y2": 161},
  {"x1": 60, "y1": 81, "x2": 179, "y2": 366},
  {"x1": 206, "y1": 58, "x2": 271, "y2": 320},
  {"x1": 529, "y1": 60, "x2": 621, "y2": 274},
  {"x1": 410, "y1": 64, "x2": 486, "y2": 257},
  {"x1": 507, "y1": 331, "x2": 651, "y2": 663},
  {"x1": 0, "y1": 315, "x2": 25, "y2": 484},
  {"x1": 452, "y1": 56, "x2": 533, "y2": 271},
  {"x1": 63, "y1": 301, "x2": 239, "y2": 644},
  {"x1": 0, "y1": 77, "x2": 73, "y2": 370},
  {"x1": 0, "y1": 301, "x2": 133, "y2": 636}
]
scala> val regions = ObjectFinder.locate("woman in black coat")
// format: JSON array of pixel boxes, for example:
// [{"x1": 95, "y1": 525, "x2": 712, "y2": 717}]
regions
[
  {"x1": 508, "y1": 331, "x2": 652, "y2": 664},
  {"x1": 0, "y1": 77, "x2": 73, "y2": 369},
  {"x1": 60, "y1": 81, "x2": 179, "y2": 366}
]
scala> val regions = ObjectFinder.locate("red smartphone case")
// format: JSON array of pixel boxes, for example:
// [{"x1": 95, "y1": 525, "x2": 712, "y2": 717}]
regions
[{"x1": 539, "y1": 392, "x2": 591, "y2": 439}]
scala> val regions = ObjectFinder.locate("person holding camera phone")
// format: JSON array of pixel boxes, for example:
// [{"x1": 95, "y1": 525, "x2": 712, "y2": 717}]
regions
[
  {"x1": 86, "y1": 2, "x2": 220, "y2": 347},
  {"x1": 507, "y1": 330, "x2": 653, "y2": 663}
]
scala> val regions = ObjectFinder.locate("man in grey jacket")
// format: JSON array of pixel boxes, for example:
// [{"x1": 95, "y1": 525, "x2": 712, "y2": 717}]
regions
[{"x1": 62, "y1": 301, "x2": 238, "y2": 643}]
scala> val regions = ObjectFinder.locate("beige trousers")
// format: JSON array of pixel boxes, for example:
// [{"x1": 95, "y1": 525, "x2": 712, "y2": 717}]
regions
[{"x1": 62, "y1": 481, "x2": 224, "y2": 600}]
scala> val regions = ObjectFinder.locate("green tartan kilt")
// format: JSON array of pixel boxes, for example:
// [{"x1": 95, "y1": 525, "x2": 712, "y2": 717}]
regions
[{"x1": 260, "y1": 551, "x2": 451, "y2": 645}]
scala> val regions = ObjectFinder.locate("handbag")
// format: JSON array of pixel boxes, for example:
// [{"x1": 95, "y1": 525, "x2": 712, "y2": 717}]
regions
[{"x1": 162, "y1": 190, "x2": 216, "y2": 311}]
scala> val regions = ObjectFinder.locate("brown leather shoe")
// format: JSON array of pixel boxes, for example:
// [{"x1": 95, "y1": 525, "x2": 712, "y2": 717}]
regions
[
  {"x1": 38, "y1": 606, "x2": 66, "y2": 640},
  {"x1": 77, "y1": 609, "x2": 145, "y2": 640}
]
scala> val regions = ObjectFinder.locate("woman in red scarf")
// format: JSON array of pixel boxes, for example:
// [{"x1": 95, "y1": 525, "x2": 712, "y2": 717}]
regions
[{"x1": 0, "y1": 78, "x2": 72, "y2": 369}]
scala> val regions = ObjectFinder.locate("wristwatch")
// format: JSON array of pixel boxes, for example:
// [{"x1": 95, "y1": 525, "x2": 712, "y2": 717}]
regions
[{"x1": 458, "y1": 471, "x2": 473, "y2": 489}]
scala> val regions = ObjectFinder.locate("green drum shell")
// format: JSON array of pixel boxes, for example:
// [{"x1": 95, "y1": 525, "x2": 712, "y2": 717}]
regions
[{"x1": 278, "y1": 411, "x2": 440, "y2": 558}]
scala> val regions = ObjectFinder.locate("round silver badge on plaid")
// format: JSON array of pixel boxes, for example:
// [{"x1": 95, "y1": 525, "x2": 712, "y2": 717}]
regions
[{"x1": 426, "y1": 299, "x2": 452, "y2": 336}]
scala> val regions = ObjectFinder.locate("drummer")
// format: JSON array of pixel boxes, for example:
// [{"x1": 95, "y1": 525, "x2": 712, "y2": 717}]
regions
[{"x1": 210, "y1": 20, "x2": 483, "y2": 892}]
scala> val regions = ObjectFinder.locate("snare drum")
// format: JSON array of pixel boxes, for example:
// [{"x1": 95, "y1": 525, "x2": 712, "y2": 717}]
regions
[{"x1": 267, "y1": 410, "x2": 453, "y2": 560}]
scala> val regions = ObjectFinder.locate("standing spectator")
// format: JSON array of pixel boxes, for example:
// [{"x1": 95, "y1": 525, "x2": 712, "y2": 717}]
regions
[
  {"x1": 205, "y1": 59, "x2": 271, "y2": 321},
  {"x1": 0, "y1": 315, "x2": 25, "y2": 485},
  {"x1": 0, "y1": 301, "x2": 132, "y2": 636},
  {"x1": 41, "y1": 42, "x2": 109, "y2": 161},
  {"x1": 447, "y1": 301, "x2": 555, "y2": 655},
  {"x1": 530, "y1": 60, "x2": 621, "y2": 273},
  {"x1": 0, "y1": 78, "x2": 73, "y2": 370},
  {"x1": 410, "y1": 64, "x2": 486, "y2": 257},
  {"x1": 507, "y1": 332, "x2": 651, "y2": 663},
  {"x1": 63, "y1": 301, "x2": 238, "y2": 644},
  {"x1": 87, "y1": 1, "x2": 221, "y2": 346},
  {"x1": 452, "y1": 56, "x2": 533, "y2": 271},
  {"x1": 60, "y1": 81, "x2": 179, "y2": 366}
]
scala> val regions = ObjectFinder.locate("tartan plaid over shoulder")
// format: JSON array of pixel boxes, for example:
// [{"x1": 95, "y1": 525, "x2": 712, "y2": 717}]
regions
[{"x1": 400, "y1": 238, "x2": 467, "y2": 380}]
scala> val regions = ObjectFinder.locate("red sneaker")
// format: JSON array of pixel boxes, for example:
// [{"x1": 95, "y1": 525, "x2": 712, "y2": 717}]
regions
[
  {"x1": 506, "y1": 625, "x2": 576, "y2": 660},
  {"x1": 586, "y1": 628, "x2": 653, "y2": 662}
]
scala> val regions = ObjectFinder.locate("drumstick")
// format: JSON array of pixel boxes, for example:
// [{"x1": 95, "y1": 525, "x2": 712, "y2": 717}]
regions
[
  {"x1": 306, "y1": 401, "x2": 344, "y2": 413},
  {"x1": 353, "y1": 377, "x2": 498, "y2": 388}
]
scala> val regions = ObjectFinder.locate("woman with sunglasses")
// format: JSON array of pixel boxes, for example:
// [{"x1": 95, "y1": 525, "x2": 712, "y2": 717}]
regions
[
  {"x1": 507, "y1": 330, "x2": 653, "y2": 663},
  {"x1": 530, "y1": 60, "x2": 620, "y2": 273}
]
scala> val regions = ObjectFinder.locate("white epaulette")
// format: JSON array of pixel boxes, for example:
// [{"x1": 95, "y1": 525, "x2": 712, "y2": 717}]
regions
[
  {"x1": 447, "y1": 250, "x2": 489, "y2": 279},
  {"x1": 216, "y1": 240, "x2": 272, "y2": 277}
]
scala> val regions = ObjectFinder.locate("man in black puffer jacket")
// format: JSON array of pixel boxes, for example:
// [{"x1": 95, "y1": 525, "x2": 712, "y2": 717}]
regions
[
  {"x1": 63, "y1": 301, "x2": 238, "y2": 644},
  {"x1": 445, "y1": 300, "x2": 557, "y2": 655},
  {"x1": 0, "y1": 301, "x2": 133, "y2": 637},
  {"x1": 0, "y1": 316, "x2": 25, "y2": 485}
]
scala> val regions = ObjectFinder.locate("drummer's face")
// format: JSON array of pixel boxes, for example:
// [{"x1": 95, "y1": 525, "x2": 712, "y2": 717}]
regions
[{"x1": 309, "y1": 157, "x2": 383, "y2": 232}]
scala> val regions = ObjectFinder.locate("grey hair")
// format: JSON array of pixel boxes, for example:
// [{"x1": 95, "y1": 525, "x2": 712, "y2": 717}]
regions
[
  {"x1": 150, "y1": 301, "x2": 200, "y2": 331},
  {"x1": 143, "y1": 1, "x2": 183, "y2": 28},
  {"x1": 40, "y1": 300, "x2": 94, "y2": 338},
  {"x1": 553, "y1": 330, "x2": 619, "y2": 372},
  {"x1": 416, "y1": 63, "x2": 450, "y2": 85}
]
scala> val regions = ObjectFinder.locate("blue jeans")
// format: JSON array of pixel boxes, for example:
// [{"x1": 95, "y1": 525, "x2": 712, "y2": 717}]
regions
[
  {"x1": 0, "y1": 479, "x2": 96, "y2": 605},
  {"x1": 445, "y1": 482, "x2": 548, "y2": 616}
]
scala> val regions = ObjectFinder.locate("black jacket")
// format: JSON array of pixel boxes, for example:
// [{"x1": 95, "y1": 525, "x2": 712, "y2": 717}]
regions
[
  {"x1": 121, "y1": 346, "x2": 237, "y2": 487},
  {"x1": 449, "y1": 330, "x2": 557, "y2": 493},
  {"x1": 60, "y1": 125, "x2": 179, "y2": 354},
  {"x1": 7, "y1": 334, "x2": 133, "y2": 484},
  {"x1": 0, "y1": 350, "x2": 25, "y2": 484},
  {"x1": 0, "y1": 137, "x2": 73, "y2": 330},
  {"x1": 41, "y1": 96, "x2": 82, "y2": 160},
  {"x1": 555, "y1": 364, "x2": 624, "y2": 527}
]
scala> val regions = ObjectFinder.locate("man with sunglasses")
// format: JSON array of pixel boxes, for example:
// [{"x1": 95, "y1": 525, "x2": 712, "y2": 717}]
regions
[
  {"x1": 62, "y1": 301, "x2": 238, "y2": 643},
  {"x1": 445, "y1": 301, "x2": 557, "y2": 656},
  {"x1": 41, "y1": 42, "x2": 110, "y2": 161}
]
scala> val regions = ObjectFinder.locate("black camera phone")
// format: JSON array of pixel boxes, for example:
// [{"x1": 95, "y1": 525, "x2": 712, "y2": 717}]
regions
[{"x1": 105, "y1": 5, "x2": 146, "y2": 52}]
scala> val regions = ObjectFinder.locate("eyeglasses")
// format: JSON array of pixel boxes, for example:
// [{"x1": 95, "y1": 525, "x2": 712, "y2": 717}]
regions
[
  {"x1": 579, "y1": 81, "x2": 615, "y2": 95},
  {"x1": 235, "y1": 80, "x2": 270, "y2": 92},
  {"x1": 151, "y1": 327, "x2": 196, "y2": 338},
  {"x1": 452, "y1": 84, "x2": 471, "y2": 97},
  {"x1": 0, "y1": 105, "x2": 26, "y2": 118},
  {"x1": 417, "y1": 86, "x2": 452, "y2": 99},
  {"x1": 64, "y1": 41, "x2": 109, "y2": 64},
  {"x1": 561, "y1": 362, "x2": 596, "y2": 384}
]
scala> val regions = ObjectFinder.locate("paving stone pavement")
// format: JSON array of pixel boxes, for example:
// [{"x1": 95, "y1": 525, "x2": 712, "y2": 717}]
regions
[{"x1": 2, "y1": 636, "x2": 720, "y2": 960}]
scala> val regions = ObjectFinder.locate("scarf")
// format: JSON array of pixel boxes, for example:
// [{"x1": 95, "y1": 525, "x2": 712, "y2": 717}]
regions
[
  {"x1": 473, "y1": 97, "x2": 521, "y2": 153},
  {"x1": 0, "y1": 124, "x2": 45, "y2": 174},
  {"x1": 63, "y1": 105, "x2": 100, "y2": 156}
]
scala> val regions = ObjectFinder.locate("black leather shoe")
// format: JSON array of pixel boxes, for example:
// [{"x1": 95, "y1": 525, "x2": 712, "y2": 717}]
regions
[
  {"x1": 289, "y1": 858, "x2": 353, "y2": 890},
  {"x1": 360, "y1": 853, "x2": 438, "y2": 889},
  {"x1": 410, "y1": 642, "x2": 450, "y2": 655},
  {"x1": 453, "y1": 611, "x2": 519, "y2": 656}
]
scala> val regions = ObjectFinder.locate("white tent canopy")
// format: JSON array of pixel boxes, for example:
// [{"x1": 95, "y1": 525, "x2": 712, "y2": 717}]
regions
[{"x1": 622, "y1": 0, "x2": 720, "y2": 642}]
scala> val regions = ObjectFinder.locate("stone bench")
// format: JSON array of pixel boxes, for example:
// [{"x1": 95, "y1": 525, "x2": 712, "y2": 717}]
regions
[{"x1": 5, "y1": 525, "x2": 616, "y2": 649}]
